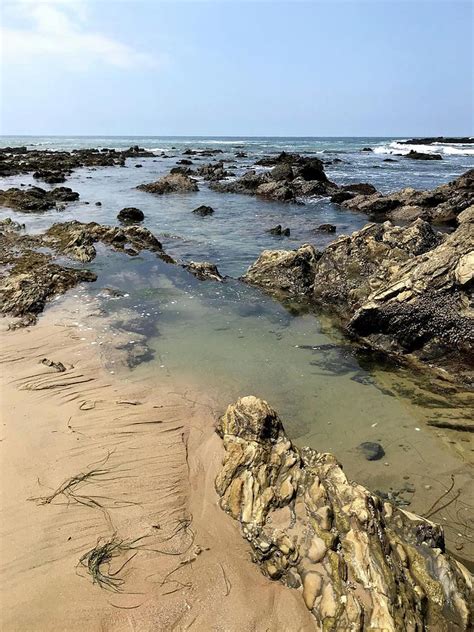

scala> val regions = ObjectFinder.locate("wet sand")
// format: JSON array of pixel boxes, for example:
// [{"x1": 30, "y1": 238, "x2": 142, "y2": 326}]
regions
[{"x1": 0, "y1": 300, "x2": 315, "y2": 632}]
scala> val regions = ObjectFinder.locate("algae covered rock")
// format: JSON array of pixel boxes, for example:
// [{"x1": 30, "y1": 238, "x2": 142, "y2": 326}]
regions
[{"x1": 215, "y1": 396, "x2": 473, "y2": 631}]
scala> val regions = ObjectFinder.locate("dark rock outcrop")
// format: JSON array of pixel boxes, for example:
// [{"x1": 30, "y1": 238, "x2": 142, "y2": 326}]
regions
[
  {"x1": 339, "y1": 169, "x2": 474, "y2": 225},
  {"x1": 137, "y1": 173, "x2": 199, "y2": 194},
  {"x1": 315, "y1": 224, "x2": 336, "y2": 233},
  {"x1": 399, "y1": 137, "x2": 474, "y2": 145},
  {"x1": 0, "y1": 186, "x2": 79, "y2": 212},
  {"x1": 192, "y1": 205, "x2": 214, "y2": 216},
  {"x1": 268, "y1": 225, "x2": 290, "y2": 236},
  {"x1": 406, "y1": 150, "x2": 443, "y2": 161},
  {"x1": 117, "y1": 207, "x2": 144, "y2": 223},
  {"x1": 196, "y1": 161, "x2": 230, "y2": 181},
  {"x1": 216, "y1": 396, "x2": 472, "y2": 631},
  {"x1": 212, "y1": 153, "x2": 338, "y2": 202}
]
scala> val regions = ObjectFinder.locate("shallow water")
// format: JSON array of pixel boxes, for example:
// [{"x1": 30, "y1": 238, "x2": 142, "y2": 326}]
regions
[{"x1": 1, "y1": 136, "x2": 473, "y2": 558}]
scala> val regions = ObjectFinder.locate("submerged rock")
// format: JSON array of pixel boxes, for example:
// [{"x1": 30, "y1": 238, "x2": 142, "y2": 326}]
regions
[
  {"x1": 117, "y1": 207, "x2": 145, "y2": 223},
  {"x1": 0, "y1": 186, "x2": 79, "y2": 212},
  {"x1": 406, "y1": 150, "x2": 443, "y2": 160},
  {"x1": 215, "y1": 396, "x2": 472, "y2": 631},
  {"x1": 182, "y1": 261, "x2": 224, "y2": 281},
  {"x1": 357, "y1": 441, "x2": 385, "y2": 461},
  {"x1": 339, "y1": 168, "x2": 474, "y2": 224},
  {"x1": 315, "y1": 223, "x2": 336, "y2": 233},
  {"x1": 268, "y1": 224, "x2": 290, "y2": 236},
  {"x1": 137, "y1": 173, "x2": 199, "y2": 194},
  {"x1": 192, "y1": 205, "x2": 215, "y2": 216}
]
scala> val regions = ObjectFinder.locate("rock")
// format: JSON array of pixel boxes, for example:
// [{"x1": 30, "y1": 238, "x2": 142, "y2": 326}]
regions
[
  {"x1": 244, "y1": 215, "x2": 473, "y2": 381},
  {"x1": 33, "y1": 170, "x2": 66, "y2": 184},
  {"x1": 45, "y1": 221, "x2": 172, "y2": 263},
  {"x1": 330, "y1": 190, "x2": 354, "y2": 204},
  {"x1": 316, "y1": 224, "x2": 336, "y2": 233},
  {"x1": 0, "y1": 186, "x2": 79, "y2": 213},
  {"x1": 361, "y1": 147, "x2": 373, "y2": 152},
  {"x1": 95, "y1": 201, "x2": 102, "y2": 206},
  {"x1": 406, "y1": 150, "x2": 443, "y2": 161},
  {"x1": 212, "y1": 155, "x2": 338, "y2": 203},
  {"x1": 242, "y1": 244, "x2": 319, "y2": 296},
  {"x1": 137, "y1": 173, "x2": 199, "y2": 194},
  {"x1": 268, "y1": 225, "x2": 290, "y2": 236},
  {"x1": 357, "y1": 441, "x2": 385, "y2": 461},
  {"x1": 177, "y1": 159, "x2": 193, "y2": 165},
  {"x1": 343, "y1": 182, "x2": 377, "y2": 195},
  {"x1": 399, "y1": 137, "x2": 474, "y2": 145},
  {"x1": 117, "y1": 207, "x2": 144, "y2": 223},
  {"x1": 312, "y1": 220, "x2": 441, "y2": 316},
  {"x1": 340, "y1": 169, "x2": 474, "y2": 225},
  {"x1": 170, "y1": 166, "x2": 196, "y2": 176},
  {"x1": 182, "y1": 261, "x2": 224, "y2": 281},
  {"x1": 196, "y1": 161, "x2": 230, "y2": 181},
  {"x1": 383, "y1": 158, "x2": 398, "y2": 162},
  {"x1": 215, "y1": 396, "x2": 472, "y2": 631},
  {"x1": 192, "y1": 205, "x2": 214, "y2": 216}
]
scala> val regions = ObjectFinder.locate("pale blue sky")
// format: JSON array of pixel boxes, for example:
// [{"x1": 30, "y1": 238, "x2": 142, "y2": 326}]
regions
[{"x1": 1, "y1": 0, "x2": 472, "y2": 136}]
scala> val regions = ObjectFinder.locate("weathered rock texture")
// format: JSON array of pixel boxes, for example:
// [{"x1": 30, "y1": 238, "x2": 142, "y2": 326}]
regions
[
  {"x1": 211, "y1": 153, "x2": 339, "y2": 202},
  {"x1": 242, "y1": 244, "x2": 320, "y2": 297},
  {"x1": 0, "y1": 186, "x2": 79, "y2": 212},
  {"x1": 137, "y1": 173, "x2": 199, "y2": 194},
  {"x1": 182, "y1": 261, "x2": 224, "y2": 281},
  {"x1": 44, "y1": 221, "x2": 173, "y2": 263},
  {"x1": 216, "y1": 396, "x2": 473, "y2": 631},
  {"x1": 242, "y1": 212, "x2": 474, "y2": 383},
  {"x1": 339, "y1": 169, "x2": 474, "y2": 225}
]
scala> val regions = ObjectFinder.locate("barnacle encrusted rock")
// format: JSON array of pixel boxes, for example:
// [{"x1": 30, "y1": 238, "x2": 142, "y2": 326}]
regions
[{"x1": 215, "y1": 396, "x2": 473, "y2": 631}]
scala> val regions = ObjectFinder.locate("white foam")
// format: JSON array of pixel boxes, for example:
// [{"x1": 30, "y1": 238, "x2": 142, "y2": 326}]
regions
[{"x1": 373, "y1": 141, "x2": 474, "y2": 156}]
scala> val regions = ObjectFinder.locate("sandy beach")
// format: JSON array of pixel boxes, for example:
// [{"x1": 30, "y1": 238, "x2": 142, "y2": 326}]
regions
[{"x1": 0, "y1": 298, "x2": 317, "y2": 631}]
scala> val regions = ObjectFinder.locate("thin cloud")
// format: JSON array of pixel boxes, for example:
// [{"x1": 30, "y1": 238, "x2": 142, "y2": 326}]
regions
[{"x1": 1, "y1": 0, "x2": 159, "y2": 70}]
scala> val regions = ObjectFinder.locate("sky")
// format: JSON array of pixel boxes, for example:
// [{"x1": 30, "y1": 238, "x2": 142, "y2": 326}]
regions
[{"x1": 0, "y1": 0, "x2": 473, "y2": 136}]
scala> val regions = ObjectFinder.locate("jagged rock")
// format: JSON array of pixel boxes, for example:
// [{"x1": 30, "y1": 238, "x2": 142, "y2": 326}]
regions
[
  {"x1": 212, "y1": 154, "x2": 338, "y2": 202},
  {"x1": 177, "y1": 159, "x2": 193, "y2": 165},
  {"x1": 340, "y1": 169, "x2": 473, "y2": 224},
  {"x1": 406, "y1": 150, "x2": 443, "y2": 160},
  {"x1": 215, "y1": 396, "x2": 472, "y2": 631},
  {"x1": 137, "y1": 173, "x2": 199, "y2": 194},
  {"x1": 182, "y1": 261, "x2": 224, "y2": 281},
  {"x1": 242, "y1": 244, "x2": 319, "y2": 296},
  {"x1": 343, "y1": 183, "x2": 377, "y2": 195},
  {"x1": 267, "y1": 224, "x2": 290, "y2": 236},
  {"x1": 45, "y1": 221, "x2": 172, "y2": 263},
  {"x1": 117, "y1": 207, "x2": 144, "y2": 223},
  {"x1": 196, "y1": 161, "x2": 230, "y2": 181},
  {"x1": 170, "y1": 166, "x2": 196, "y2": 176},
  {"x1": 0, "y1": 186, "x2": 79, "y2": 212},
  {"x1": 192, "y1": 205, "x2": 215, "y2": 216},
  {"x1": 347, "y1": 208, "x2": 474, "y2": 377},
  {"x1": 312, "y1": 219, "x2": 441, "y2": 316}
]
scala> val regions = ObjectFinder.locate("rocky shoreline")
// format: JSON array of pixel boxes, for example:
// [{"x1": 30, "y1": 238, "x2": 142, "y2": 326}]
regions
[{"x1": 216, "y1": 396, "x2": 472, "y2": 630}]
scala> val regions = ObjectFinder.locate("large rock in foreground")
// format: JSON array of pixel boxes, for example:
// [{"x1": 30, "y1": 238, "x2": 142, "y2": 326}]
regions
[
  {"x1": 242, "y1": 213, "x2": 474, "y2": 382},
  {"x1": 339, "y1": 169, "x2": 474, "y2": 224},
  {"x1": 0, "y1": 186, "x2": 79, "y2": 212},
  {"x1": 216, "y1": 396, "x2": 472, "y2": 631}
]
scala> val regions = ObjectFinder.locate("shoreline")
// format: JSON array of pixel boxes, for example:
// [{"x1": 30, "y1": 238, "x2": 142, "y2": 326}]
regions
[{"x1": 0, "y1": 298, "x2": 315, "y2": 631}]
